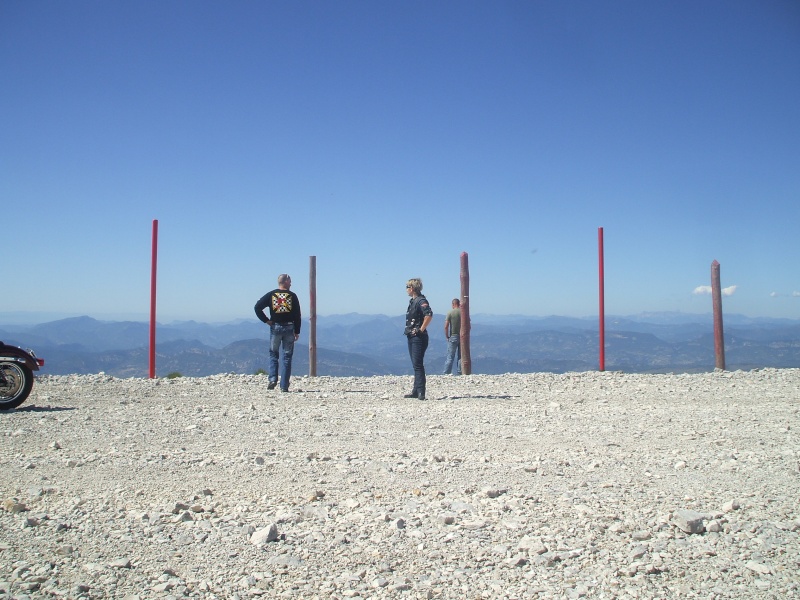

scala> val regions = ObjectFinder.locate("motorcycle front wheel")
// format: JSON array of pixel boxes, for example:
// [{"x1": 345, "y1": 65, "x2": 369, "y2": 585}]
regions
[{"x1": 0, "y1": 362, "x2": 33, "y2": 410}]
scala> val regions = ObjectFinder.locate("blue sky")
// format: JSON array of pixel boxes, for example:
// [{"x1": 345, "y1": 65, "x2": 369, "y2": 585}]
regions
[{"x1": 3, "y1": 1, "x2": 799, "y2": 323}]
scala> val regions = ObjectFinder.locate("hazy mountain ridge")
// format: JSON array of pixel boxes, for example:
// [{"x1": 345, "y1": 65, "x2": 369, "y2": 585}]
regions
[{"x1": 1, "y1": 312, "x2": 798, "y2": 377}]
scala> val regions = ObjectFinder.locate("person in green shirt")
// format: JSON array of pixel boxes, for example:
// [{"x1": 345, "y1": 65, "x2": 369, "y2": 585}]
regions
[{"x1": 443, "y1": 298, "x2": 462, "y2": 375}]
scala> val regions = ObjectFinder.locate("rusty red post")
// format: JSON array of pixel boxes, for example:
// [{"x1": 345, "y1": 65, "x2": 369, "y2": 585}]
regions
[
  {"x1": 711, "y1": 260, "x2": 726, "y2": 370},
  {"x1": 309, "y1": 255, "x2": 317, "y2": 377},
  {"x1": 149, "y1": 219, "x2": 158, "y2": 379},
  {"x1": 598, "y1": 227, "x2": 605, "y2": 371},
  {"x1": 459, "y1": 251, "x2": 472, "y2": 375}
]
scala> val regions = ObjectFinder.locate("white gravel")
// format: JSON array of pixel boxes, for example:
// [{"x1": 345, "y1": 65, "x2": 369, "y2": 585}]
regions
[{"x1": 1, "y1": 369, "x2": 799, "y2": 599}]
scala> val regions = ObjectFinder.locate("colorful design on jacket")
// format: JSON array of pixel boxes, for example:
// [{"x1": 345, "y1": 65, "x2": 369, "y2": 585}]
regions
[{"x1": 272, "y1": 292, "x2": 293, "y2": 313}]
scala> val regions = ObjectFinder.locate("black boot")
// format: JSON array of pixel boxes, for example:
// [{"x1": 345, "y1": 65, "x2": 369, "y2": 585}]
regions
[
  {"x1": 403, "y1": 391, "x2": 418, "y2": 398},
  {"x1": 417, "y1": 389, "x2": 426, "y2": 401}
]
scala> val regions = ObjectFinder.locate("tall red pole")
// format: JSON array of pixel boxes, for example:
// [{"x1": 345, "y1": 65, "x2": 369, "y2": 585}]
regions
[
  {"x1": 309, "y1": 255, "x2": 317, "y2": 377},
  {"x1": 711, "y1": 260, "x2": 726, "y2": 370},
  {"x1": 149, "y1": 220, "x2": 158, "y2": 379},
  {"x1": 459, "y1": 252, "x2": 472, "y2": 375},
  {"x1": 598, "y1": 227, "x2": 605, "y2": 372}
]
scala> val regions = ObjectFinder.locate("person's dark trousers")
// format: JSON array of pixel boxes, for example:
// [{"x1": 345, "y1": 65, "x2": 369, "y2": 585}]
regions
[{"x1": 407, "y1": 332, "x2": 428, "y2": 397}]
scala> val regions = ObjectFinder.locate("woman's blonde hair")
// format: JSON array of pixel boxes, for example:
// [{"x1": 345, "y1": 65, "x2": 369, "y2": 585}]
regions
[{"x1": 406, "y1": 278, "x2": 422, "y2": 294}]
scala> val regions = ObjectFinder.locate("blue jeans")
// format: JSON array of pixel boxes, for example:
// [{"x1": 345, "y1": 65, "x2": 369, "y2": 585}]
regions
[
  {"x1": 443, "y1": 334, "x2": 461, "y2": 375},
  {"x1": 407, "y1": 332, "x2": 429, "y2": 396},
  {"x1": 269, "y1": 323, "x2": 296, "y2": 390}
]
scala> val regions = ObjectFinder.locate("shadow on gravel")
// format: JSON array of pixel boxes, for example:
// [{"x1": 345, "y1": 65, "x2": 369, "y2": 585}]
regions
[
  {"x1": 446, "y1": 394, "x2": 519, "y2": 400},
  {"x1": 10, "y1": 405, "x2": 77, "y2": 413}
]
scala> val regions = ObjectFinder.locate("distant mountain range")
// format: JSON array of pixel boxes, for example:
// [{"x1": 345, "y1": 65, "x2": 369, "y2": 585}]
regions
[{"x1": 1, "y1": 312, "x2": 798, "y2": 377}]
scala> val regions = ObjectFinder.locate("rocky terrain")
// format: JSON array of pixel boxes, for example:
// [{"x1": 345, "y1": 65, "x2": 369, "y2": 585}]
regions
[{"x1": 1, "y1": 369, "x2": 799, "y2": 599}]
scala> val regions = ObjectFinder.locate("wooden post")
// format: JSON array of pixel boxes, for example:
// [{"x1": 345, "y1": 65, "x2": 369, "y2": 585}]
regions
[
  {"x1": 459, "y1": 251, "x2": 472, "y2": 375},
  {"x1": 148, "y1": 219, "x2": 158, "y2": 379},
  {"x1": 309, "y1": 255, "x2": 317, "y2": 377},
  {"x1": 711, "y1": 260, "x2": 725, "y2": 370},
  {"x1": 598, "y1": 227, "x2": 605, "y2": 372}
]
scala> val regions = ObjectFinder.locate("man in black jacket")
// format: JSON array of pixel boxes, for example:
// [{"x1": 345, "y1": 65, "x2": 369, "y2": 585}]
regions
[{"x1": 254, "y1": 274, "x2": 301, "y2": 392}]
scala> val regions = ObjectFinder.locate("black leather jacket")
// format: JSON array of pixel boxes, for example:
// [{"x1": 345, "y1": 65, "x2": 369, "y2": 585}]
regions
[{"x1": 405, "y1": 294, "x2": 432, "y2": 336}]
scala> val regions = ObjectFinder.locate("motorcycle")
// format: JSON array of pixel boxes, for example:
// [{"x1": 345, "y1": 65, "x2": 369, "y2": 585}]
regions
[{"x1": 0, "y1": 341, "x2": 45, "y2": 410}]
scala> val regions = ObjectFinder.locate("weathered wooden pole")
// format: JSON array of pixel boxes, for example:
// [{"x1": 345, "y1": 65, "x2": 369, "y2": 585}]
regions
[
  {"x1": 309, "y1": 255, "x2": 317, "y2": 377},
  {"x1": 148, "y1": 219, "x2": 158, "y2": 379},
  {"x1": 598, "y1": 227, "x2": 605, "y2": 372},
  {"x1": 459, "y1": 251, "x2": 472, "y2": 375},
  {"x1": 711, "y1": 259, "x2": 725, "y2": 370}
]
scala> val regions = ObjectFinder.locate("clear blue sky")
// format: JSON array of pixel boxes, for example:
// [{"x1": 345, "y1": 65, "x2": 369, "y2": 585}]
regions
[{"x1": 3, "y1": 1, "x2": 799, "y2": 323}]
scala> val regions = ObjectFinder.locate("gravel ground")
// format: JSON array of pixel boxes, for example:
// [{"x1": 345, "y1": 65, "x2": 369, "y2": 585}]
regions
[{"x1": 1, "y1": 369, "x2": 799, "y2": 599}]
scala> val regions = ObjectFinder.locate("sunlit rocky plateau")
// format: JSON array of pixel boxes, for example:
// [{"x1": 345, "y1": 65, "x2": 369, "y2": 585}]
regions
[{"x1": 2, "y1": 369, "x2": 799, "y2": 598}]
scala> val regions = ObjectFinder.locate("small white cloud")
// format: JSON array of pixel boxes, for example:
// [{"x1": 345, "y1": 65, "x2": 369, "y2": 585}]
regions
[
  {"x1": 770, "y1": 292, "x2": 780, "y2": 297},
  {"x1": 793, "y1": 291, "x2": 800, "y2": 297},
  {"x1": 693, "y1": 285, "x2": 737, "y2": 296}
]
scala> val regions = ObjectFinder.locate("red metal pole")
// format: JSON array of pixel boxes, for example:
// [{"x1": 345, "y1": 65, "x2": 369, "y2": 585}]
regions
[
  {"x1": 459, "y1": 252, "x2": 472, "y2": 375},
  {"x1": 711, "y1": 260, "x2": 726, "y2": 370},
  {"x1": 309, "y1": 255, "x2": 317, "y2": 377},
  {"x1": 149, "y1": 220, "x2": 158, "y2": 379},
  {"x1": 598, "y1": 227, "x2": 605, "y2": 372}
]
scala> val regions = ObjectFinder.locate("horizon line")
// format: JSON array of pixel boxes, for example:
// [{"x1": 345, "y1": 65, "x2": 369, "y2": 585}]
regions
[{"x1": 2, "y1": 310, "x2": 799, "y2": 327}]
